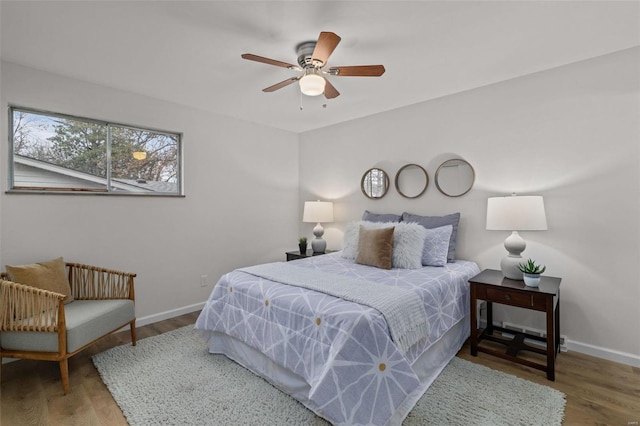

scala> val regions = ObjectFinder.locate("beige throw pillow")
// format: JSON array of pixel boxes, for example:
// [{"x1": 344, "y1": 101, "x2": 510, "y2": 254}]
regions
[
  {"x1": 6, "y1": 257, "x2": 74, "y2": 304},
  {"x1": 355, "y1": 226, "x2": 394, "y2": 270}
]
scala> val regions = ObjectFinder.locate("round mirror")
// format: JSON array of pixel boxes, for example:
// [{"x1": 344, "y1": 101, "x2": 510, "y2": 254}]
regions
[
  {"x1": 394, "y1": 164, "x2": 428, "y2": 198},
  {"x1": 435, "y1": 159, "x2": 475, "y2": 197},
  {"x1": 361, "y1": 168, "x2": 389, "y2": 199}
]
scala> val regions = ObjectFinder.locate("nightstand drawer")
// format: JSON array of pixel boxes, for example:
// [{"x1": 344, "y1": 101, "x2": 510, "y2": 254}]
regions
[{"x1": 484, "y1": 287, "x2": 546, "y2": 309}]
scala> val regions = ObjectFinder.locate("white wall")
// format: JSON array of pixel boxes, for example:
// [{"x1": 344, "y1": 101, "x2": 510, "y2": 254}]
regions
[
  {"x1": 299, "y1": 47, "x2": 640, "y2": 364},
  {"x1": 0, "y1": 61, "x2": 299, "y2": 321},
  {"x1": 2, "y1": 46, "x2": 638, "y2": 365}
]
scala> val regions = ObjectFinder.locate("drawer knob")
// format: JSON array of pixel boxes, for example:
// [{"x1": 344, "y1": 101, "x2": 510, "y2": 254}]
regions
[{"x1": 505, "y1": 294, "x2": 511, "y2": 301}]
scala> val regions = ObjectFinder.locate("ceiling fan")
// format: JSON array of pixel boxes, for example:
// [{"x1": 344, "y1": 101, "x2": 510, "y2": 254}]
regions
[{"x1": 241, "y1": 31, "x2": 385, "y2": 99}]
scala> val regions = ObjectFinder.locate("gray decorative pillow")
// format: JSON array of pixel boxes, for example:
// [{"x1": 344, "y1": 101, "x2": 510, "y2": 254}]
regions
[
  {"x1": 342, "y1": 220, "x2": 426, "y2": 269},
  {"x1": 362, "y1": 210, "x2": 401, "y2": 223},
  {"x1": 422, "y1": 225, "x2": 453, "y2": 267},
  {"x1": 401, "y1": 212, "x2": 460, "y2": 262}
]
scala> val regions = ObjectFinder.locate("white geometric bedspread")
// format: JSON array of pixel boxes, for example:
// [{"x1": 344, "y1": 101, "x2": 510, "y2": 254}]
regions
[{"x1": 195, "y1": 253, "x2": 480, "y2": 425}]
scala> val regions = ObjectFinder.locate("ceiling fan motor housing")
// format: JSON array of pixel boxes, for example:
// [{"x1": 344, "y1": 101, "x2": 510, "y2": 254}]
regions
[{"x1": 296, "y1": 41, "x2": 320, "y2": 68}]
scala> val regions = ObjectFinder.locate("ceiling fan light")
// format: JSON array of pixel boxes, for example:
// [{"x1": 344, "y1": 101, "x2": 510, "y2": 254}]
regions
[{"x1": 299, "y1": 73, "x2": 325, "y2": 96}]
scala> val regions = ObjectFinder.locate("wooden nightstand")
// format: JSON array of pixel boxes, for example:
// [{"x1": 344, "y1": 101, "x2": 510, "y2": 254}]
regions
[
  {"x1": 469, "y1": 269, "x2": 561, "y2": 381},
  {"x1": 286, "y1": 250, "x2": 336, "y2": 261}
]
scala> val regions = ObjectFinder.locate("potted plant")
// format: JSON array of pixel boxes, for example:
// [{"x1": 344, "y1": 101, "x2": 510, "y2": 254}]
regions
[
  {"x1": 518, "y1": 259, "x2": 546, "y2": 287},
  {"x1": 298, "y1": 237, "x2": 308, "y2": 255}
]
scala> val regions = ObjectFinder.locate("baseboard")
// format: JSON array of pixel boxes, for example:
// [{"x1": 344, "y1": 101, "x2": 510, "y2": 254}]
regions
[
  {"x1": 101, "y1": 302, "x2": 206, "y2": 333},
  {"x1": 135, "y1": 302, "x2": 205, "y2": 328},
  {"x1": 565, "y1": 339, "x2": 640, "y2": 368}
]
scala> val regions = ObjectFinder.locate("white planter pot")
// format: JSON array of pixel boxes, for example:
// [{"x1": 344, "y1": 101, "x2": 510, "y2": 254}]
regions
[{"x1": 523, "y1": 273, "x2": 541, "y2": 287}]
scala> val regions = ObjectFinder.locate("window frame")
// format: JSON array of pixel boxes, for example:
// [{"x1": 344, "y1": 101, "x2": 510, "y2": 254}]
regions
[{"x1": 7, "y1": 106, "x2": 184, "y2": 196}]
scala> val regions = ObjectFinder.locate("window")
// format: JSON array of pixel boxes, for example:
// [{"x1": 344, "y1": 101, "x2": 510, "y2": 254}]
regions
[{"x1": 9, "y1": 106, "x2": 182, "y2": 195}]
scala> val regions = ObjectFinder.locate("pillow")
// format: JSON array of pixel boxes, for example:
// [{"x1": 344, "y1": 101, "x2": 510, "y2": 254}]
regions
[
  {"x1": 6, "y1": 257, "x2": 74, "y2": 304},
  {"x1": 342, "y1": 221, "x2": 426, "y2": 269},
  {"x1": 341, "y1": 221, "x2": 363, "y2": 259},
  {"x1": 390, "y1": 222, "x2": 426, "y2": 269},
  {"x1": 422, "y1": 225, "x2": 453, "y2": 267},
  {"x1": 355, "y1": 226, "x2": 394, "y2": 270},
  {"x1": 401, "y1": 212, "x2": 460, "y2": 262},
  {"x1": 361, "y1": 210, "x2": 401, "y2": 223}
]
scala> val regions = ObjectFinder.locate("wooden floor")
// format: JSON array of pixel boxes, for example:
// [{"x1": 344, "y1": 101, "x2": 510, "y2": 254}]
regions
[{"x1": 2, "y1": 311, "x2": 638, "y2": 425}]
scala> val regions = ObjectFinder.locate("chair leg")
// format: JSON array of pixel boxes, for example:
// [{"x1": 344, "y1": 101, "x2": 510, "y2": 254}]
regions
[
  {"x1": 59, "y1": 358, "x2": 70, "y2": 395},
  {"x1": 130, "y1": 319, "x2": 137, "y2": 346}
]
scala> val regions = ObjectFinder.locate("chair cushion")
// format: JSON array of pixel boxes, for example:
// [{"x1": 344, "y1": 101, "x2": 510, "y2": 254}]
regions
[
  {"x1": 5, "y1": 257, "x2": 74, "y2": 304},
  {"x1": 0, "y1": 299, "x2": 134, "y2": 353}
]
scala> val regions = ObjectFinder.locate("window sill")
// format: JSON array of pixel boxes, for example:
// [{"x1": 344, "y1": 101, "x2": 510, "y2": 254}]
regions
[{"x1": 6, "y1": 189, "x2": 185, "y2": 197}]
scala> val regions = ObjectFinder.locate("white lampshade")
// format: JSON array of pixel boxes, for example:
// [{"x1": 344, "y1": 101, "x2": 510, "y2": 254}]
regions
[
  {"x1": 486, "y1": 194, "x2": 547, "y2": 280},
  {"x1": 303, "y1": 201, "x2": 334, "y2": 223},
  {"x1": 299, "y1": 72, "x2": 326, "y2": 97},
  {"x1": 303, "y1": 201, "x2": 333, "y2": 254},
  {"x1": 486, "y1": 195, "x2": 547, "y2": 231}
]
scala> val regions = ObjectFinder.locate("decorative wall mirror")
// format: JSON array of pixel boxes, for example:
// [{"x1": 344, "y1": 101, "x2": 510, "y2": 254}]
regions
[
  {"x1": 435, "y1": 159, "x2": 475, "y2": 197},
  {"x1": 361, "y1": 168, "x2": 389, "y2": 199},
  {"x1": 394, "y1": 164, "x2": 429, "y2": 198}
]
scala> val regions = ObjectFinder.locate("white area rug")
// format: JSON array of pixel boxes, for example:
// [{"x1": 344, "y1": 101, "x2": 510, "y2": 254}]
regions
[{"x1": 92, "y1": 326, "x2": 566, "y2": 425}]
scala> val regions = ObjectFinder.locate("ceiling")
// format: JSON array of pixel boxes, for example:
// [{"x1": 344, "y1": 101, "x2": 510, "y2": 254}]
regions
[{"x1": 1, "y1": 1, "x2": 638, "y2": 133}]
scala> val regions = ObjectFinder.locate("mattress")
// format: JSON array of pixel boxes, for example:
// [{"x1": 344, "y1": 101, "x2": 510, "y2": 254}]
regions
[{"x1": 195, "y1": 253, "x2": 480, "y2": 425}]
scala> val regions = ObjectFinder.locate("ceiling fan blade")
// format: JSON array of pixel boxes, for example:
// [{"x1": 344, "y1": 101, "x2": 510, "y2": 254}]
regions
[
  {"x1": 329, "y1": 65, "x2": 386, "y2": 77},
  {"x1": 323, "y1": 79, "x2": 340, "y2": 99},
  {"x1": 311, "y1": 32, "x2": 341, "y2": 65},
  {"x1": 263, "y1": 77, "x2": 300, "y2": 92},
  {"x1": 241, "y1": 53, "x2": 300, "y2": 70}
]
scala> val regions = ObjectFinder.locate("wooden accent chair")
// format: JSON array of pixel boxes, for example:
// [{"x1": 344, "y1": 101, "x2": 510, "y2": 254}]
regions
[{"x1": 0, "y1": 262, "x2": 136, "y2": 394}]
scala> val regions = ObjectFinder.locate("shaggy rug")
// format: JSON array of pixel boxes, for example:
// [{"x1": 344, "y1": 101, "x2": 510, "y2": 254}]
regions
[{"x1": 92, "y1": 326, "x2": 566, "y2": 425}]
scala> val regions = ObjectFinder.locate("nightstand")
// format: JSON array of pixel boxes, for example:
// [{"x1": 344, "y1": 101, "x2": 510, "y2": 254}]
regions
[
  {"x1": 286, "y1": 250, "x2": 336, "y2": 261},
  {"x1": 469, "y1": 269, "x2": 561, "y2": 381}
]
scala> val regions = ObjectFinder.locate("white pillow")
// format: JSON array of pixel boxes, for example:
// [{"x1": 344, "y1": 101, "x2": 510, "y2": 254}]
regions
[
  {"x1": 342, "y1": 221, "x2": 426, "y2": 269},
  {"x1": 422, "y1": 225, "x2": 453, "y2": 267},
  {"x1": 341, "y1": 221, "x2": 362, "y2": 259}
]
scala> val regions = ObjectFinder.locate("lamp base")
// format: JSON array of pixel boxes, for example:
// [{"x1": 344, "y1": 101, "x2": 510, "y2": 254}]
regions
[
  {"x1": 501, "y1": 256, "x2": 524, "y2": 280},
  {"x1": 501, "y1": 231, "x2": 526, "y2": 280},
  {"x1": 311, "y1": 238, "x2": 326, "y2": 254},
  {"x1": 312, "y1": 222, "x2": 326, "y2": 254}
]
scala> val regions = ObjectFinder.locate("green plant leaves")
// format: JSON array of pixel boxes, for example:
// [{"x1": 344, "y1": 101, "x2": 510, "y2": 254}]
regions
[{"x1": 517, "y1": 258, "x2": 546, "y2": 274}]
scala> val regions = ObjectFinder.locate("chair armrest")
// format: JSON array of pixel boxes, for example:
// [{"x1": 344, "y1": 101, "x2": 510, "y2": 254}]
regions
[
  {"x1": 0, "y1": 280, "x2": 65, "y2": 332},
  {"x1": 66, "y1": 263, "x2": 136, "y2": 301}
]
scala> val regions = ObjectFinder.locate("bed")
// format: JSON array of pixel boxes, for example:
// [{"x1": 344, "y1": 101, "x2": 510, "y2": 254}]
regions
[{"x1": 195, "y1": 244, "x2": 480, "y2": 425}]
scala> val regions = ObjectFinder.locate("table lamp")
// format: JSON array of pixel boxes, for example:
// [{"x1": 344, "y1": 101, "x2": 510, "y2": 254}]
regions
[
  {"x1": 486, "y1": 194, "x2": 547, "y2": 280},
  {"x1": 303, "y1": 201, "x2": 334, "y2": 254}
]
